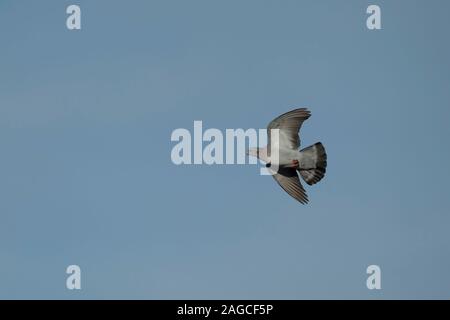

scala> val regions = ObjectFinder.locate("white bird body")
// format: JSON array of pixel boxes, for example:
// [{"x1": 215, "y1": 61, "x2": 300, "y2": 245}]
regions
[
  {"x1": 248, "y1": 108, "x2": 327, "y2": 204},
  {"x1": 268, "y1": 148, "x2": 302, "y2": 167}
]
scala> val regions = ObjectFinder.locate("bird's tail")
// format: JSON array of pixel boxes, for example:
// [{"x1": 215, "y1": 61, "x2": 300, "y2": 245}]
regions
[{"x1": 299, "y1": 142, "x2": 327, "y2": 186}]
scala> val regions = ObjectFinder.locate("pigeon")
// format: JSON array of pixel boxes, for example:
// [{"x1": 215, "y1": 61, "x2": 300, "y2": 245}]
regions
[{"x1": 247, "y1": 108, "x2": 327, "y2": 204}]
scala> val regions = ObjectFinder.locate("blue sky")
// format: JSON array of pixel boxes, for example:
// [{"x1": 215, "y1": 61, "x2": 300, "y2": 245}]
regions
[{"x1": 1, "y1": 0, "x2": 450, "y2": 299}]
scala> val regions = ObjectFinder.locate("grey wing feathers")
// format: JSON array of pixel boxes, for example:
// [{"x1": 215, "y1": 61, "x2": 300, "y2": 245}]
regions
[
  {"x1": 267, "y1": 108, "x2": 311, "y2": 150},
  {"x1": 272, "y1": 167, "x2": 309, "y2": 204}
]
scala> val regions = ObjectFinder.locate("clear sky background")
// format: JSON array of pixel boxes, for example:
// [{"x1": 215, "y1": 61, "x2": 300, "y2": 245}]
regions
[{"x1": 1, "y1": 0, "x2": 449, "y2": 299}]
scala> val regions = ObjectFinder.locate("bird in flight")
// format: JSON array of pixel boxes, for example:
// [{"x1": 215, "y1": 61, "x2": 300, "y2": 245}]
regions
[{"x1": 247, "y1": 108, "x2": 327, "y2": 204}]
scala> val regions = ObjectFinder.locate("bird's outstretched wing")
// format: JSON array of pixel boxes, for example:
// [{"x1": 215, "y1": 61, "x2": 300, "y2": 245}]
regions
[
  {"x1": 267, "y1": 108, "x2": 311, "y2": 152},
  {"x1": 271, "y1": 167, "x2": 309, "y2": 204}
]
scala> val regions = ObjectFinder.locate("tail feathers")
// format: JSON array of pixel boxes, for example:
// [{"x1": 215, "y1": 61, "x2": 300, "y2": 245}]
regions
[{"x1": 299, "y1": 142, "x2": 327, "y2": 186}]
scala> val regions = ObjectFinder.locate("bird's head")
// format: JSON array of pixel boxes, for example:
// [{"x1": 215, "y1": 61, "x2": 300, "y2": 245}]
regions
[{"x1": 246, "y1": 147, "x2": 260, "y2": 159}]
